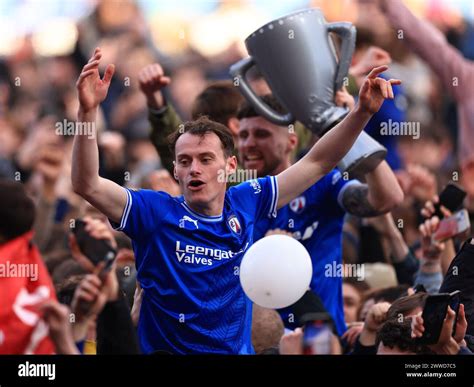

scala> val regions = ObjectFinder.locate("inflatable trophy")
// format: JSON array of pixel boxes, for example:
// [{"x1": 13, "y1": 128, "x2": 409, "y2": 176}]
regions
[{"x1": 230, "y1": 8, "x2": 387, "y2": 177}]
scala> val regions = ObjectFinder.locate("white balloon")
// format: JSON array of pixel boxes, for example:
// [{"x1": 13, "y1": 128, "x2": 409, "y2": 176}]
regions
[{"x1": 240, "y1": 234, "x2": 313, "y2": 309}]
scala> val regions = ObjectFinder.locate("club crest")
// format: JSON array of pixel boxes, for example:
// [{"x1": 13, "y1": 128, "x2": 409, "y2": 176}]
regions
[
  {"x1": 228, "y1": 215, "x2": 241, "y2": 235},
  {"x1": 289, "y1": 196, "x2": 306, "y2": 214}
]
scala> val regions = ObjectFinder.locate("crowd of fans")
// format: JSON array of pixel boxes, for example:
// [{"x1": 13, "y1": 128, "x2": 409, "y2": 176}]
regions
[{"x1": 0, "y1": 0, "x2": 474, "y2": 356}]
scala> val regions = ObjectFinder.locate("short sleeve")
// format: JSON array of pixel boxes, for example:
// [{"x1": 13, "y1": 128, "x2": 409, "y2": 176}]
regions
[
  {"x1": 111, "y1": 188, "x2": 172, "y2": 240},
  {"x1": 305, "y1": 169, "x2": 362, "y2": 212},
  {"x1": 227, "y1": 176, "x2": 279, "y2": 221},
  {"x1": 332, "y1": 170, "x2": 363, "y2": 211}
]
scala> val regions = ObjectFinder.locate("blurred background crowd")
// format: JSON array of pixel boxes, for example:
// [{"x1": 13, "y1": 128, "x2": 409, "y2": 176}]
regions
[{"x1": 0, "y1": 0, "x2": 474, "y2": 355}]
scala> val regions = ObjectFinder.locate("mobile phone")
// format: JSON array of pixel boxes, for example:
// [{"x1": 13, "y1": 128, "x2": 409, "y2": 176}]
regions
[
  {"x1": 71, "y1": 219, "x2": 116, "y2": 272},
  {"x1": 449, "y1": 290, "x2": 461, "y2": 337},
  {"x1": 432, "y1": 209, "x2": 470, "y2": 243},
  {"x1": 417, "y1": 293, "x2": 451, "y2": 345},
  {"x1": 434, "y1": 183, "x2": 466, "y2": 219},
  {"x1": 301, "y1": 313, "x2": 334, "y2": 354}
]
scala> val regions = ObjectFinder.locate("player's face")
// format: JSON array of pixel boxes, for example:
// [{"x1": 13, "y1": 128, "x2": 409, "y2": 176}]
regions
[
  {"x1": 174, "y1": 132, "x2": 236, "y2": 210},
  {"x1": 238, "y1": 116, "x2": 293, "y2": 177},
  {"x1": 342, "y1": 283, "x2": 361, "y2": 324}
]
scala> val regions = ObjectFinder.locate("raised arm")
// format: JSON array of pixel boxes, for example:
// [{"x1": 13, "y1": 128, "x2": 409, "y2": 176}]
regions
[
  {"x1": 335, "y1": 87, "x2": 403, "y2": 216},
  {"x1": 72, "y1": 48, "x2": 127, "y2": 223},
  {"x1": 380, "y1": 0, "x2": 473, "y2": 102},
  {"x1": 276, "y1": 66, "x2": 401, "y2": 209},
  {"x1": 138, "y1": 63, "x2": 180, "y2": 176}
]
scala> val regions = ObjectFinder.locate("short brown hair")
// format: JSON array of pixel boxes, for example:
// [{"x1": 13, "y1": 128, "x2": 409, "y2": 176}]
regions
[
  {"x1": 251, "y1": 305, "x2": 284, "y2": 354},
  {"x1": 363, "y1": 284, "x2": 411, "y2": 305},
  {"x1": 191, "y1": 81, "x2": 244, "y2": 125},
  {"x1": 386, "y1": 292, "x2": 428, "y2": 320},
  {"x1": 168, "y1": 116, "x2": 235, "y2": 159}
]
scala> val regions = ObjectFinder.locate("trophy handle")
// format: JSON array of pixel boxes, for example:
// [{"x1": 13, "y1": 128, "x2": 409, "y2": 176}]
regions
[
  {"x1": 326, "y1": 22, "x2": 356, "y2": 91},
  {"x1": 229, "y1": 57, "x2": 294, "y2": 126}
]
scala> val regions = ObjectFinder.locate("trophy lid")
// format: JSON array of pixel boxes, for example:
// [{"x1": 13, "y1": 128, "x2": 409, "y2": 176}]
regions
[{"x1": 245, "y1": 8, "x2": 323, "y2": 44}]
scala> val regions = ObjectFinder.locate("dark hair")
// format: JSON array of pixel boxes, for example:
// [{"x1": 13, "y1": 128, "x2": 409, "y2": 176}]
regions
[
  {"x1": 237, "y1": 94, "x2": 291, "y2": 122},
  {"x1": 0, "y1": 180, "x2": 35, "y2": 243},
  {"x1": 386, "y1": 292, "x2": 428, "y2": 321},
  {"x1": 354, "y1": 26, "x2": 377, "y2": 50},
  {"x1": 168, "y1": 116, "x2": 235, "y2": 158},
  {"x1": 364, "y1": 284, "x2": 411, "y2": 305},
  {"x1": 376, "y1": 318, "x2": 428, "y2": 354},
  {"x1": 343, "y1": 277, "x2": 370, "y2": 293},
  {"x1": 52, "y1": 259, "x2": 88, "y2": 286},
  {"x1": 55, "y1": 274, "x2": 86, "y2": 306},
  {"x1": 359, "y1": 285, "x2": 411, "y2": 320},
  {"x1": 191, "y1": 81, "x2": 244, "y2": 125}
]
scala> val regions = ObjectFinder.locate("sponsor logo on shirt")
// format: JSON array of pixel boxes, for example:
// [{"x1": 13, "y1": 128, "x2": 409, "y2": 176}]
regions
[
  {"x1": 332, "y1": 171, "x2": 342, "y2": 185},
  {"x1": 291, "y1": 221, "x2": 319, "y2": 241},
  {"x1": 249, "y1": 179, "x2": 262, "y2": 194},
  {"x1": 179, "y1": 215, "x2": 199, "y2": 229},
  {"x1": 175, "y1": 241, "x2": 249, "y2": 266}
]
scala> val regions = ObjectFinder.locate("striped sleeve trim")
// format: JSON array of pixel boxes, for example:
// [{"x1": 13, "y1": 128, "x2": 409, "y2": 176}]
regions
[
  {"x1": 114, "y1": 188, "x2": 133, "y2": 231},
  {"x1": 268, "y1": 175, "x2": 279, "y2": 218}
]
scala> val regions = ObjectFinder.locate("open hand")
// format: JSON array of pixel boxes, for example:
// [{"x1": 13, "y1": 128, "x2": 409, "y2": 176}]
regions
[{"x1": 76, "y1": 47, "x2": 115, "y2": 112}]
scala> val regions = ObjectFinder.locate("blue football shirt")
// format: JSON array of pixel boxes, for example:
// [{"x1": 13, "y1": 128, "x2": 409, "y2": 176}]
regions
[
  {"x1": 113, "y1": 176, "x2": 278, "y2": 354},
  {"x1": 254, "y1": 169, "x2": 361, "y2": 335}
]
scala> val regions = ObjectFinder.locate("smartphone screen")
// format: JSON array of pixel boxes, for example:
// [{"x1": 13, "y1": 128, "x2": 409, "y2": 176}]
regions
[
  {"x1": 301, "y1": 312, "x2": 333, "y2": 354},
  {"x1": 435, "y1": 183, "x2": 466, "y2": 218},
  {"x1": 432, "y1": 209, "x2": 470, "y2": 243},
  {"x1": 449, "y1": 290, "x2": 461, "y2": 337},
  {"x1": 418, "y1": 294, "x2": 450, "y2": 345}
]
